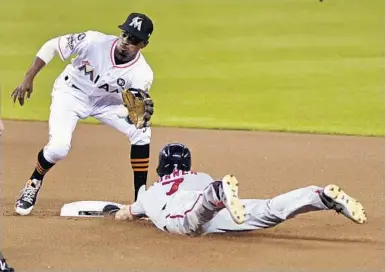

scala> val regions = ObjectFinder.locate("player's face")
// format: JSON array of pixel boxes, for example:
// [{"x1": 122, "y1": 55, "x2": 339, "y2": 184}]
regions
[{"x1": 117, "y1": 31, "x2": 147, "y2": 54}]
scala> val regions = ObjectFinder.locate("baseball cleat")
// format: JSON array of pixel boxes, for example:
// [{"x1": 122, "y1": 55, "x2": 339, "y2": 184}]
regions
[
  {"x1": 15, "y1": 179, "x2": 42, "y2": 216},
  {"x1": 0, "y1": 257, "x2": 14, "y2": 272},
  {"x1": 221, "y1": 174, "x2": 246, "y2": 224},
  {"x1": 322, "y1": 184, "x2": 367, "y2": 224}
]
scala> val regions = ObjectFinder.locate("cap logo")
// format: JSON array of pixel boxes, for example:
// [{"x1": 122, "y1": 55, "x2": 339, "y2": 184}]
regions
[{"x1": 129, "y1": 16, "x2": 143, "y2": 31}]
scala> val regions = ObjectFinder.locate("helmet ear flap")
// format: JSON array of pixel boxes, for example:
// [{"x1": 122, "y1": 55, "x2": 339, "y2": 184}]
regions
[
  {"x1": 181, "y1": 145, "x2": 192, "y2": 171},
  {"x1": 156, "y1": 151, "x2": 166, "y2": 177}
]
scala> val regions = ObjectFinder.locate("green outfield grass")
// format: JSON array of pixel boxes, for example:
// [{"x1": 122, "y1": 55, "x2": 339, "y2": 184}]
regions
[{"x1": 0, "y1": 0, "x2": 384, "y2": 136}]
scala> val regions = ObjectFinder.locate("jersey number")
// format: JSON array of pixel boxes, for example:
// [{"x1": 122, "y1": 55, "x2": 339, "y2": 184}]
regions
[{"x1": 162, "y1": 178, "x2": 184, "y2": 196}]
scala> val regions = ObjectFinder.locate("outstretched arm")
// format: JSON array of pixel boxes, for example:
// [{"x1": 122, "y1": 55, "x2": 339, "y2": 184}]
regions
[
  {"x1": 10, "y1": 56, "x2": 46, "y2": 106},
  {"x1": 23, "y1": 37, "x2": 61, "y2": 79},
  {"x1": 10, "y1": 32, "x2": 90, "y2": 106},
  {"x1": 114, "y1": 200, "x2": 146, "y2": 221},
  {"x1": 10, "y1": 37, "x2": 59, "y2": 106}
]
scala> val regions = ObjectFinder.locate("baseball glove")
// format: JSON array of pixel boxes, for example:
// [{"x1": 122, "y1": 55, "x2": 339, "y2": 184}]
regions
[{"x1": 121, "y1": 89, "x2": 154, "y2": 129}]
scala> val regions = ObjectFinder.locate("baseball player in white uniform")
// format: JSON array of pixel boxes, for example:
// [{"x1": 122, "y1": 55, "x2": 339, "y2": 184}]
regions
[
  {"x1": 102, "y1": 143, "x2": 367, "y2": 236},
  {"x1": 11, "y1": 12, "x2": 156, "y2": 216}
]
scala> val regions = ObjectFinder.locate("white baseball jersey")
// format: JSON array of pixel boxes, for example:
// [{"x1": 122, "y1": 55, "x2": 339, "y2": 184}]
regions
[
  {"x1": 133, "y1": 170, "x2": 214, "y2": 230},
  {"x1": 42, "y1": 30, "x2": 154, "y2": 96}
]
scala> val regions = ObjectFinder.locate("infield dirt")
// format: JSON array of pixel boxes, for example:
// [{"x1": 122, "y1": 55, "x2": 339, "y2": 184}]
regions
[{"x1": 1, "y1": 120, "x2": 384, "y2": 270}]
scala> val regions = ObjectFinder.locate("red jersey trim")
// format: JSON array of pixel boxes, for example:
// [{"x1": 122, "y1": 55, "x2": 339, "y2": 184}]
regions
[
  {"x1": 58, "y1": 36, "x2": 65, "y2": 60},
  {"x1": 166, "y1": 194, "x2": 203, "y2": 219},
  {"x1": 110, "y1": 39, "x2": 141, "y2": 68}
]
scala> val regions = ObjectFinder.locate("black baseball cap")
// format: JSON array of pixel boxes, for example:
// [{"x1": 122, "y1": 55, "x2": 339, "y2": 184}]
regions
[{"x1": 118, "y1": 13, "x2": 154, "y2": 41}]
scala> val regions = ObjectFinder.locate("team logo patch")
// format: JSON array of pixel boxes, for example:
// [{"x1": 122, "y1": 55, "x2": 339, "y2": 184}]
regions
[
  {"x1": 77, "y1": 33, "x2": 86, "y2": 41},
  {"x1": 66, "y1": 35, "x2": 76, "y2": 50},
  {"x1": 129, "y1": 16, "x2": 143, "y2": 31},
  {"x1": 66, "y1": 33, "x2": 86, "y2": 50},
  {"x1": 117, "y1": 78, "x2": 126, "y2": 87}
]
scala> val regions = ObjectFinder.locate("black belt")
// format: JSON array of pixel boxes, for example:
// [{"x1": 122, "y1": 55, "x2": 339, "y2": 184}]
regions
[
  {"x1": 64, "y1": 75, "x2": 82, "y2": 91},
  {"x1": 72, "y1": 84, "x2": 81, "y2": 91}
]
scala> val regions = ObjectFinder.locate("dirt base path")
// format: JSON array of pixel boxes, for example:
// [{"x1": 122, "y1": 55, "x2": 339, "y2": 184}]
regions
[{"x1": 1, "y1": 120, "x2": 384, "y2": 271}]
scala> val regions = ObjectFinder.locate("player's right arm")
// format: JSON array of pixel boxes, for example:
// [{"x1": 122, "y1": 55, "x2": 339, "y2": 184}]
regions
[
  {"x1": 10, "y1": 32, "x2": 91, "y2": 106},
  {"x1": 112, "y1": 200, "x2": 146, "y2": 221}
]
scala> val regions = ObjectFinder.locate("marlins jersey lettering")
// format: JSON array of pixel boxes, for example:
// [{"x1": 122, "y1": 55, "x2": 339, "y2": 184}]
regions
[{"x1": 55, "y1": 30, "x2": 153, "y2": 96}]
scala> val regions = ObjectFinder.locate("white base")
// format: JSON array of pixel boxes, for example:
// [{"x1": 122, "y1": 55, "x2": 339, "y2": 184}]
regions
[{"x1": 60, "y1": 201, "x2": 124, "y2": 217}]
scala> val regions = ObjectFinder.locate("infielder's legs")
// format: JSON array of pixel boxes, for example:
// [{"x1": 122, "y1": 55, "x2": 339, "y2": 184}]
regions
[
  {"x1": 15, "y1": 87, "x2": 90, "y2": 215},
  {"x1": 203, "y1": 184, "x2": 367, "y2": 234},
  {"x1": 90, "y1": 94, "x2": 151, "y2": 201}
]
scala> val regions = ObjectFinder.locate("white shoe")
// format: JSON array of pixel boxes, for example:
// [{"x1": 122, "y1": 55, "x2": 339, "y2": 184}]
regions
[
  {"x1": 221, "y1": 174, "x2": 246, "y2": 224},
  {"x1": 323, "y1": 184, "x2": 367, "y2": 224}
]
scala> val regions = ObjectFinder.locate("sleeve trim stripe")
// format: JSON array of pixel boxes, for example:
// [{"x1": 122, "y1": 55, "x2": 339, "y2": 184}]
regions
[{"x1": 58, "y1": 36, "x2": 65, "y2": 60}]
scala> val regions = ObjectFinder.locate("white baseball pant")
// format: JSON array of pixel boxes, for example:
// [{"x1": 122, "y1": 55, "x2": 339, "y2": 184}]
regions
[
  {"x1": 159, "y1": 185, "x2": 328, "y2": 235},
  {"x1": 43, "y1": 80, "x2": 151, "y2": 163}
]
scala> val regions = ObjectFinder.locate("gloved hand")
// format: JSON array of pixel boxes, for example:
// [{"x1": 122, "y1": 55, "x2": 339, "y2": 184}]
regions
[{"x1": 121, "y1": 89, "x2": 154, "y2": 129}]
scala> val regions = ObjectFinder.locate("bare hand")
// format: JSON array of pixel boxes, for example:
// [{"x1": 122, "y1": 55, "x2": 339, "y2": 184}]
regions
[{"x1": 10, "y1": 77, "x2": 34, "y2": 106}]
